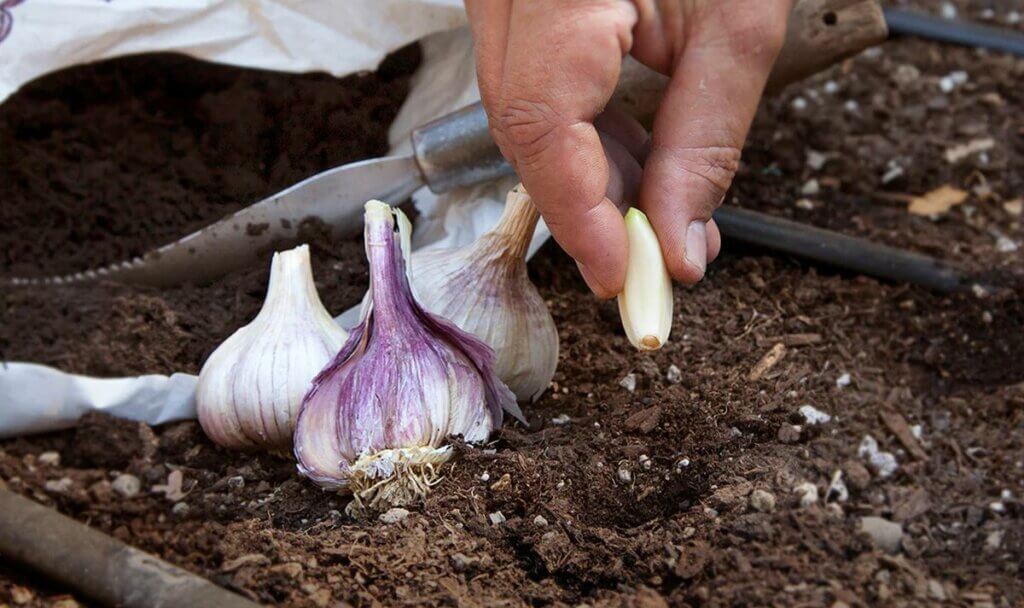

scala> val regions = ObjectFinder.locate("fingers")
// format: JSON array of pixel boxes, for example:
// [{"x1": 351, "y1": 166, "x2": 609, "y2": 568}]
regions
[
  {"x1": 488, "y1": 1, "x2": 638, "y2": 297},
  {"x1": 640, "y1": 0, "x2": 790, "y2": 284}
]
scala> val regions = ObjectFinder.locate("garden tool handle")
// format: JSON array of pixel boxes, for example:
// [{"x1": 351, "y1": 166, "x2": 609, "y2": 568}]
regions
[{"x1": 411, "y1": 0, "x2": 887, "y2": 194}]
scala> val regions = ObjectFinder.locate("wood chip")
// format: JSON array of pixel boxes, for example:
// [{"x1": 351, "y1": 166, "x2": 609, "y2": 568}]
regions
[
  {"x1": 880, "y1": 410, "x2": 928, "y2": 461},
  {"x1": 221, "y1": 553, "x2": 271, "y2": 572},
  {"x1": 908, "y1": 186, "x2": 968, "y2": 216},
  {"x1": 944, "y1": 137, "x2": 994, "y2": 164},
  {"x1": 748, "y1": 343, "x2": 787, "y2": 381},
  {"x1": 624, "y1": 406, "x2": 662, "y2": 434}
]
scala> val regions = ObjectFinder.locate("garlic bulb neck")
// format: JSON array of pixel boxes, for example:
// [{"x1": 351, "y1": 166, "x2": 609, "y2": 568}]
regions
[{"x1": 485, "y1": 185, "x2": 540, "y2": 262}]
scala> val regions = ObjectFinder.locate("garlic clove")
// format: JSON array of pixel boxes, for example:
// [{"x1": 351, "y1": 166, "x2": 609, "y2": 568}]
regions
[
  {"x1": 294, "y1": 201, "x2": 520, "y2": 511},
  {"x1": 410, "y1": 185, "x2": 559, "y2": 402},
  {"x1": 618, "y1": 208, "x2": 673, "y2": 351},
  {"x1": 197, "y1": 244, "x2": 347, "y2": 450}
]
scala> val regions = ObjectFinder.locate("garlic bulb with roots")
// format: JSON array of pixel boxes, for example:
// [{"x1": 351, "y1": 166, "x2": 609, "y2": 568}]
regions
[
  {"x1": 197, "y1": 244, "x2": 348, "y2": 450},
  {"x1": 411, "y1": 185, "x2": 558, "y2": 402},
  {"x1": 294, "y1": 200, "x2": 522, "y2": 513}
]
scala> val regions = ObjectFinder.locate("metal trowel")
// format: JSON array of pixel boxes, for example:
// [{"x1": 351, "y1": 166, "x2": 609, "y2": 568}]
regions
[{"x1": 10, "y1": 0, "x2": 888, "y2": 289}]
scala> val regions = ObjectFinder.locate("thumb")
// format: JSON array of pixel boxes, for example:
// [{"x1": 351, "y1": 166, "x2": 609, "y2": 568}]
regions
[{"x1": 640, "y1": 3, "x2": 789, "y2": 284}]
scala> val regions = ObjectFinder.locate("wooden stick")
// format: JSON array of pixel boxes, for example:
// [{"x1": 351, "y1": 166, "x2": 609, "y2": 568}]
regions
[{"x1": 0, "y1": 489, "x2": 260, "y2": 608}]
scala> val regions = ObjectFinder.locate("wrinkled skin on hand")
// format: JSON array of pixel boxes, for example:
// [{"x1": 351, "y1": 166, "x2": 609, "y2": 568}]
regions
[{"x1": 465, "y1": 0, "x2": 793, "y2": 296}]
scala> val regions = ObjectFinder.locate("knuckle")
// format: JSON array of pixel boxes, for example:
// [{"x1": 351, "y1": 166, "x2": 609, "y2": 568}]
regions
[
  {"x1": 670, "y1": 145, "x2": 741, "y2": 208},
  {"x1": 497, "y1": 98, "x2": 561, "y2": 161}
]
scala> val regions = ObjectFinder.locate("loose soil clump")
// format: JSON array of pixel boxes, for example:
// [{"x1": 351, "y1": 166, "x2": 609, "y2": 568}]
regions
[{"x1": 2, "y1": 4, "x2": 1023, "y2": 606}]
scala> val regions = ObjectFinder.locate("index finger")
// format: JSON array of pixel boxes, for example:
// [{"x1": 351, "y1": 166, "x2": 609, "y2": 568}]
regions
[{"x1": 493, "y1": 0, "x2": 638, "y2": 297}]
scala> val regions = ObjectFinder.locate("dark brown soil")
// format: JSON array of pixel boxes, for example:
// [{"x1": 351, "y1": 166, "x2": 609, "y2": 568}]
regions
[{"x1": 2, "y1": 2, "x2": 1023, "y2": 607}]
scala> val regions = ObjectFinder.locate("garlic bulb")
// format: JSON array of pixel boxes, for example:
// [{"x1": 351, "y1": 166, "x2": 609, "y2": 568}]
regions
[
  {"x1": 618, "y1": 208, "x2": 673, "y2": 350},
  {"x1": 411, "y1": 185, "x2": 558, "y2": 402},
  {"x1": 294, "y1": 201, "x2": 522, "y2": 513},
  {"x1": 197, "y1": 244, "x2": 347, "y2": 450}
]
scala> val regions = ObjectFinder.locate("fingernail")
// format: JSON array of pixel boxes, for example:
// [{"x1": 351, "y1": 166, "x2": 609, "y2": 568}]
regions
[
  {"x1": 576, "y1": 260, "x2": 615, "y2": 299},
  {"x1": 685, "y1": 221, "x2": 707, "y2": 276}
]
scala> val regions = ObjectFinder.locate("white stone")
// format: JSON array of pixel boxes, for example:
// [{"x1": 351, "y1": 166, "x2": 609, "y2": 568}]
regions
[
  {"x1": 379, "y1": 508, "x2": 410, "y2": 524},
  {"x1": 795, "y1": 482, "x2": 819, "y2": 508},
  {"x1": 910, "y1": 424, "x2": 923, "y2": 439},
  {"x1": 791, "y1": 96, "x2": 808, "y2": 111},
  {"x1": 533, "y1": 515, "x2": 548, "y2": 526},
  {"x1": 836, "y1": 373, "x2": 851, "y2": 388},
  {"x1": 480, "y1": 471, "x2": 490, "y2": 482},
  {"x1": 617, "y1": 468, "x2": 633, "y2": 483},
  {"x1": 112, "y1": 474, "x2": 141, "y2": 498},
  {"x1": 858, "y1": 435, "x2": 899, "y2": 478},
  {"x1": 488, "y1": 511, "x2": 506, "y2": 525},
  {"x1": 806, "y1": 150, "x2": 829, "y2": 171},
  {"x1": 940, "y1": 2, "x2": 957, "y2": 19},
  {"x1": 44, "y1": 478, "x2": 73, "y2": 494},
  {"x1": 749, "y1": 489, "x2": 777, "y2": 512},
  {"x1": 823, "y1": 80, "x2": 840, "y2": 94},
  {"x1": 939, "y1": 76, "x2": 955, "y2": 93},
  {"x1": 843, "y1": 100, "x2": 859, "y2": 113},
  {"x1": 666, "y1": 364, "x2": 682, "y2": 384},
  {"x1": 996, "y1": 237, "x2": 1018, "y2": 253},
  {"x1": 801, "y1": 179, "x2": 820, "y2": 196},
  {"x1": 799, "y1": 405, "x2": 831, "y2": 425},
  {"x1": 619, "y1": 373, "x2": 637, "y2": 393},
  {"x1": 860, "y1": 516, "x2": 903, "y2": 553},
  {"x1": 881, "y1": 165, "x2": 905, "y2": 184},
  {"x1": 38, "y1": 451, "x2": 60, "y2": 466},
  {"x1": 550, "y1": 414, "x2": 571, "y2": 426}
]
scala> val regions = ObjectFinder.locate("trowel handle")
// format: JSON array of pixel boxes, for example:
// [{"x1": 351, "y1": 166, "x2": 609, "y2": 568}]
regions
[{"x1": 411, "y1": 0, "x2": 886, "y2": 194}]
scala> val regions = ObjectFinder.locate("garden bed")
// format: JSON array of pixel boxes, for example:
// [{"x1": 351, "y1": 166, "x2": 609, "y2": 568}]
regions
[{"x1": 1, "y1": 2, "x2": 1022, "y2": 606}]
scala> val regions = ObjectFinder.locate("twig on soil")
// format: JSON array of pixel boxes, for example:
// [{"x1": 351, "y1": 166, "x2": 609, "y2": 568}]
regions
[{"x1": 748, "y1": 343, "x2": 788, "y2": 381}]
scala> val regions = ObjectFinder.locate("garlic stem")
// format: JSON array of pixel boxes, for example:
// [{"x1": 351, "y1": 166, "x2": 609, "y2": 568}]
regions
[{"x1": 488, "y1": 185, "x2": 541, "y2": 261}]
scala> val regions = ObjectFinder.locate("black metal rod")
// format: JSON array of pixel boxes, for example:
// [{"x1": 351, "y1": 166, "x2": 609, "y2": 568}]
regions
[
  {"x1": 884, "y1": 7, "x2": 1024, "y2": 57},
  {"x1": 713, "y1": 206, "x2": 968, "y2": 292}
]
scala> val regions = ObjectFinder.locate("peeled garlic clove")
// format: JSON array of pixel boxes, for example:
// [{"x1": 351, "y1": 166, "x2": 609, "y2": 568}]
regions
[
  {"x1": 294, "y1": 201, "x2": 520, "y2": 513},
  {"x1": 618, "y1": 208, "x2": 673, "y2": 351},
  {"x1": 197, "y1": 244, "x2": 347, "y2": 450},
  {"x1": 412, "y1": 185, "x2": 558, "y2": 402}
]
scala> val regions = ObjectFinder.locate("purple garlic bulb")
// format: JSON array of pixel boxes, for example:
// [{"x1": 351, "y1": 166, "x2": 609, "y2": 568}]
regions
[{"x1": 294, "y1": 200, "x2": 523, "y2": 513}]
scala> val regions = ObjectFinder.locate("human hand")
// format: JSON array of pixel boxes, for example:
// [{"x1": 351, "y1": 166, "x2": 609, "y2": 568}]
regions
[{"x1": 464, "y1": 0, "x2": 793, "y2": 297}]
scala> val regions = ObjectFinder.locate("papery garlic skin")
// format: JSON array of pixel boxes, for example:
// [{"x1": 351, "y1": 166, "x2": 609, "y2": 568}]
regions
[
  {"x1": 618, "y1": 208, "x2": 673, "y2": 351},
  {"x1": 294, "y1": 201, "x2": 521, "y2": 511},
  {"x1": 412, "y1": 186, "x2": 558, "y2": 402},
  {"x1": 197, "y1": 245, "x2": 347, "y2": 450}
]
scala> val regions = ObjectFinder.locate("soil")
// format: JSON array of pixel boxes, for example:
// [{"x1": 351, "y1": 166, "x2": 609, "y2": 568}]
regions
[{"x1": 2, "y1": 2, "x2": 1023, "y2": 607}]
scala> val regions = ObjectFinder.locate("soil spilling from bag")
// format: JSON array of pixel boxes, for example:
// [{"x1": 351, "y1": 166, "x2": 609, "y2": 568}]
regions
[{"x1": 2, "y1": 8, "x2": 1024, "y2": 607}]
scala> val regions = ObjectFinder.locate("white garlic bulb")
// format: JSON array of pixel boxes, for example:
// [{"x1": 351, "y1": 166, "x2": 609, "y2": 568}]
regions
[
  {"x1": 411, "y1": 186, "x2": 559, "y2": 402},
  {"x1": 197, "y1": 244, "x2": 347, "y2": 450},
  {"x1": 618, "y1": 208, "x2": 673, "y2": 350}
]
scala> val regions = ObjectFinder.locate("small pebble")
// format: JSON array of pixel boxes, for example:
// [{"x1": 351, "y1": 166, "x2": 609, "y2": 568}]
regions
[
  {"x1": 550, "y1": 414, "x2": 571, "y2": 426},
  {"x1": 986, "y1": 530, "x2": 1005, "y2": 550},
  {"x1": 665, "y1": 364, "x2": 682, "y2": 384},
  {"x1": 910, "y1": 424, "x2": 923, "y2": 439},
  {"x1": 844, "y1": 461, "x2": 872, "y2": 492},
  {"x1": 533, "y1": 515, "x2": 548, "y2": 527},
  {"x1": 806, "y1": 150, "x2": 828, "y2": 170},
  {"x1": 798, "y1": 405, "x2": 831, "y2": 425},
  {"x1": 843, "y1": 100, "x2": 859, "y2": 113},
  {"x1": 44, "y1": 477, "x2": 73, "y2": 494},
  {"x1": 171, "y1": 502, "x2": 190, "y2": 516},
  {"x1": 996, "y1": 236, "x2": 1018, "y2": 253},
  {"x1": 860, "y1": 516, "x2": 903, "y2": 553},
  {"x1": 791, "y1": 96, "x2": 808, "y2": 111},
  {"x1": 639, "y1": 454, "x2": 652, "y2": 469},
  {"x1": 1008, "y1": 10, "x2": 1021, "y2": 24},
  {"x1": 227, "y1": 475, "x2": 245, "y2": 490},
  {"x1": 112, "y1": 474, "x2": 141, "y2": 498},
  {"x1": 938, "y1": 76, "x2": 955, "y2": 93},
  {"x1": 749, "y1": 489, "x2": 776, "y2": 513},
  {"x1": 795, "y1": 198, "x2": 816, "y2": 210},
  {"x1": 677, "y1": 458, "x2": 691, "y2": 468},
  {"x1": 858, "y1": 435, "x2": 899, "y2": 478},
  {"x1": 619, "y1": 373, "x2": 637, "y2": 393},
  {"x1": 927, "y1": 579, "x2": 947, "y2": 601},
  {"x1": 836, "y1": 373, "x2": 851, "y2": 388},
  {"x1": 939, "y1": 2, "x2": 956, "y2": 19},
  {"x1": 794, "y1": 482, "x2": 818, "y2": 508},
  {"x1": 617, "y1": 468, "x2": 633, "y2": 484},
  {"x1": 777, "y1": 424, "x2": 802, "y2": 444},
  {"x1": 989, "y1": 501, "x2": 1006, "y2": 514},
  {"x1": 1001, "y1": 489, "x2": 1013, "y2": 500},
  {"x1": 488, "y1": 511, "x2": 506, "y2": 526},
  {"x1": 38, "y1": 451, "x2": 61, "y2": 467},
  {"x1": 823, "y1": 80, "x2": 839, "y2": 94},
  {"x1": 801, "y1": 179, "x2": 820, "y2": 196},
  {"x1": 379, "y1": 508, "x2": 410, "y2": 524},
  {"x1": 881, "y1": 165, "x2": 905, "y2": 184},
  {"x1": 480, "y1": 471, "x2": 490, "y2": 482}
]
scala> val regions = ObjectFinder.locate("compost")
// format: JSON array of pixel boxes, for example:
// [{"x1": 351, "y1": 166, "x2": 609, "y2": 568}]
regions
[{"x1": 1, "y1": 3, "x2": 1023, "y2": 606}]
